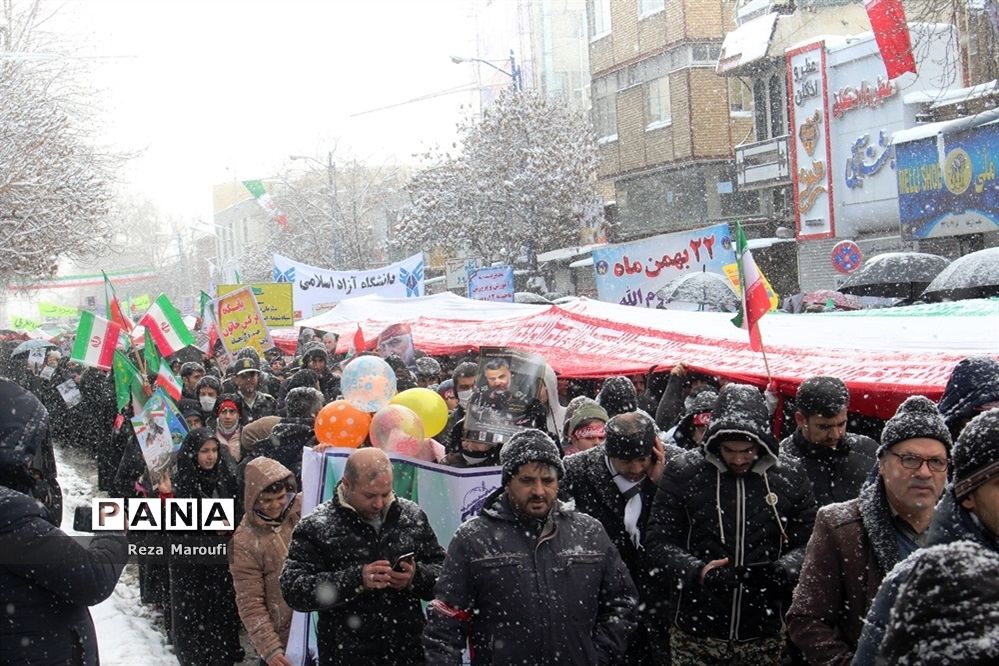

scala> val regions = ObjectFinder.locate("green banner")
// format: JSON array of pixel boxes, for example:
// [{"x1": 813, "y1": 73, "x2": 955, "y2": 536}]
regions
[
  {"x1": 11, "y1": 315, "x2": 40, "y2": 331},
  {"x1": 37, "y1": 302, "x2": 79, "y2": 319},
  {"x1": 128, "y1": 294, "x2": 151, "y2": 316}
]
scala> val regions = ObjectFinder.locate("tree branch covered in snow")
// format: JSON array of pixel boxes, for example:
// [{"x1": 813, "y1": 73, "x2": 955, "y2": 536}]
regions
[
  {"x1": 237, "y1": 159, "x2": 410, "y2": 281},
  {"x1": 393, "y1": 89, "x2": 606, "y2": 263},
  {"x1": 0, "y1": 0, "x2": 122, "y2": 289}
]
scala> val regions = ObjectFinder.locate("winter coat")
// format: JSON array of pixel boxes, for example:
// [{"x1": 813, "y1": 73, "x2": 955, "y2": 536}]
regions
[
  {"x1": 249, "y1": 417, "x2": 316, "y2": 489},
  {"x1": 422, "y1": 490, "x2": 639, "y2": 665},
  {"x1": 936, "y1": 356, "x2": 999, "y2": 435},
  {"x1": 239, "y1": 415, "x2": 281, "y2": 459},
  {"x1": 779, "y1": 429, "x2": 878, "y2": 507},
  {"x1": 83, "y1": 372, "x2": 120, "y2": 492},
  {"x1": 644, "y1": 385, "x2": 817, "y2": 642},
  {"x1": 655, "y1": 372, "x2": 686, "y2": 432},
  {"x1": 668, "y1": 389, "x2": 718, "y2": 450},
  {"x1": 280, "y1": 489, "x2": 446, "y2": 666},
  {"x1": 169, "y1": 428, "x2": 242, "y2": 666},
  {"x1": 879, "y1": 540, "x2": 999, "y2": 666},
  {"x1": 787, "y1": 479, "x2": 902, "y2": 665},
  {"x1": 0, "y1": 486, "x2": 128, "y2": 666},
  {"x1": 237, "y1": 391, "x2": 277, "y2": 424},
  {"x1": 230, "y1": 457, "x2": 302, "y2": 662},
  {"x1": 560, "y1": 444, "x2": 661, "y2": 589},
  {"x1": 852, "y1": 490, "x2": 997, "y2": 666}
]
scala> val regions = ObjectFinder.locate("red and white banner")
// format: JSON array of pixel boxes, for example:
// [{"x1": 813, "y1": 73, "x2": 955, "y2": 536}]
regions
[
  {"x1": 270, "y1": 293, "x2": 999, "y2": 420},
  {"x1": 864, "y1": 0, "x2": 916, "y2": 79}
]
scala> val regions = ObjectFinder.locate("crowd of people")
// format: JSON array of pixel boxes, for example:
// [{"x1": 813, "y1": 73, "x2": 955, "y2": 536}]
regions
[{"x1": 1, "y1": 326, "x2": 999, "y2": 665}]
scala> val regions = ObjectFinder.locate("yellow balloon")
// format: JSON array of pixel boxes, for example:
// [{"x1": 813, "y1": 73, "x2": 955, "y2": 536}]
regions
[{"x1": 390, "y1": 388, "x2": 449, "y2": 438}]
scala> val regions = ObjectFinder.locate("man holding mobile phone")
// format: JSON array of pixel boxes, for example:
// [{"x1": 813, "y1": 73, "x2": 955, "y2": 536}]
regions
[{"x1": 281, "y1": 448, "x2": 446, "y2": 665}]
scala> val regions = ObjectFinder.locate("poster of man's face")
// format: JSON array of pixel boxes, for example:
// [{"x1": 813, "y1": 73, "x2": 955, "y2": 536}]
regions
[
  {"x1": 321, "y1": 331, "x2": 339, "y2": 356},
  {"x1": 464, "y1": 347, "x2": 545, "y2": 445},
  {"x1": 484, "y1": 358, "x2": 512, "y2": 391},
  {"x1": 377, "y1": 324, "x2": 415, "y2": 368}
]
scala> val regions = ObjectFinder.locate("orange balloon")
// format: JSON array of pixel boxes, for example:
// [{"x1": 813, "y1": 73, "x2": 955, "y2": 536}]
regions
[{"x1": 314, "y1": 400, "x2": 371, "y2": 448}]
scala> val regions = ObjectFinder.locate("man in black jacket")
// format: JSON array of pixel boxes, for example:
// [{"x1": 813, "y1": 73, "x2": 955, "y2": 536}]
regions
[
  {"x1": 0, "y1": 378, "x2": 128, "y2": 666},
  {"x1": 561, "y1": 412, "x2": 673, "y2": 664},
  {"x1": 779, "y1": 375, "x2": 877, "y2": 507},
  {"x1": 249, "y1": 386, "x2": 322, "y2": 489},
  {"x1": 423, "y1": 429, "x2": 638, "y2": 665},
  {"x1": 645, "y1": 383, "x2": 816, "y2": 666},
  {"x1": 280, "y1": 447, "x2": 446, "y2": 666}
]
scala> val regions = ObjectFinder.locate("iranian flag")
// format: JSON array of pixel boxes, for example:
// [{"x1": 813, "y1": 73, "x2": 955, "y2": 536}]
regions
[
  {"x1": 730, "y1": 222, "x2": 771, "y2": 352},
  {"x1": 346, "y1": 325, "x2": 365, "y2": 358},
  {"x1": 139, "y1": 294, "x2": 196, "y2": 357},
  {"x1": 71, "y1": 311, "x2": 122, "y2": 370},
  {"x1": 243, "y1": 180, "x2": 289, "y2": 229},
  {"x1": 155, "y1": 363, "x2": 183, "y2": 402},
  {"x1": 103, "y1": 271, "x2": 134, "y2": 333}
]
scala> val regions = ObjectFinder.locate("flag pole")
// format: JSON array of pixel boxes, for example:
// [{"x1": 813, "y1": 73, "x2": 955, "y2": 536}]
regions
[{"x1": 759, "y1": 336, "x2": 773, "y2": 384}]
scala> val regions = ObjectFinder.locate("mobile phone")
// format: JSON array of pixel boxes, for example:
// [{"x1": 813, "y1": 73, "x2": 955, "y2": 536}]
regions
[
  {"x1": 73, "y1": 506, "x2": 94, "y2": 533},
  {"x1": 392, "y1": 552, "x2": 415, "y2": 572}
]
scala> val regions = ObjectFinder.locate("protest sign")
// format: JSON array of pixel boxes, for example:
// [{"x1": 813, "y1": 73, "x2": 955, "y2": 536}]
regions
[
  {"x1": 11, "y1": 315, "x2": 39, "y2": 330},
  {"x1": 39, "y1": 365, "x2": 56, "y2": 381},
  {"x1": 591, "y1": 223, "x2": 736, "y2": 308},
  {"x1": 131, "y1": 410, "x2": 174, "y2": 487},
  {"x1": 27, "y1": 348, "x2": 46, "y2": 372},
  {"x1": 445, "y1": 257, "x2": 479, "y2": 290},
  {"x1": 287, "y1": 448, "x2": 501, "y2": 666},
  {"x1": 215, "y1": 286, "x2": 274, "y2": 357},
  {"x1": 463, "y1": 346, "x2": 546, "y2": 446},
  {"x1": 295, "y1": 327, "x2": 338, "y2": 357},
  {"x1": 467, "y1": 265, "x2": 515, "y2": 302},
  {"x1": 57, "y1": 378, "x2": 82, "y2": 408},
  {"x1": 217, "y1": 283, "x2": 294, "y2": 327},
  {"x1": 273, "y1": 252, "x2": 425, "y2": 318},
  {"x1": 37, "y1": 302, "x2": 79, "y2": 319}
]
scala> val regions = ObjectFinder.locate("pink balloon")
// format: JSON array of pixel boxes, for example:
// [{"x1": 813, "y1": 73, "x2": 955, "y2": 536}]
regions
[{"x1": 370, "y1": 405, "x2": 434, "y2": 460}]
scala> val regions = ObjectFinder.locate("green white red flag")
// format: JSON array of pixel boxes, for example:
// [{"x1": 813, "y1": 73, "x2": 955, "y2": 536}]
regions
[
  {"x1": 155, "y1": 362, "x2": 182, "y2": 401},
  {"x1": 139, "y1": 294, "x2": 196, "y2": 357},
  {"x1": 103, "y1": 271, "x2": 134, "y2": 334},
  {"x1": 730, "y1": 222, "x2": 771, "y2": 352},
  {"x1": 243, "y1": 180, "x2": 289, "y2": 229},
  {"x1": 71, "y1": 311, "x2": 122, "y2": 370}
]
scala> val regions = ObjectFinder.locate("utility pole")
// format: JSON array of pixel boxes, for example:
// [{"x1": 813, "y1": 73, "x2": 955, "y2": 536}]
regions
[{"x1": 326, "y1": 151, "x2": 341, "y2": 268}]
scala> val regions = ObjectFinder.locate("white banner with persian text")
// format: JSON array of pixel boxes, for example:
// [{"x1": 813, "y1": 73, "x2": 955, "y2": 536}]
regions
[{"x1": 273, "y1": 253, "x2": 425, "y2": 318}]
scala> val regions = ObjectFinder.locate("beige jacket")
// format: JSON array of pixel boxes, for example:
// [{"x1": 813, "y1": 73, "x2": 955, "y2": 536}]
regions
[{"x1": 229, "y1": 456, "x2": 302, "y2": 661}]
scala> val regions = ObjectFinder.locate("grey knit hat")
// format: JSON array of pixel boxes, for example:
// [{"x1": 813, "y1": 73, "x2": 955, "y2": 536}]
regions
[
  {"x1": 878, "y1": 395, "x2": 952, "y2": 457},
  {"x1": 500, "y1": 429, "x2": 564, "y2": 485}
]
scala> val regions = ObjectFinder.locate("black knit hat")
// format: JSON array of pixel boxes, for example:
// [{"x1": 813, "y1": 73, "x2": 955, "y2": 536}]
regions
[
  {"x1": 703, "y1": 383, "x2": 777, "y2": 455},
  {"x1": 938, "y1": 356, "x2": 999, "y2": 433},
  {"x1": 300, "y1": 342, "x2": 329, "y2": 366},
  {"x1": 605, "y1": 412, "x2": 656, "y2": 459},
  {"x1": 500, "y1": 429, "x2": 564, "y2": 485},
  {"x1": 597, "y1": 376, "x2": 638, "y2": 418},
  {"x1": 952, "y1": 408, "x2": 999, "y2": 500},
  {"x1": 796, "y1": 376, "x2": 850, "y2": 417},
  {"x1": 877, "y1": 395, "x2": 952, "y2": 457}
]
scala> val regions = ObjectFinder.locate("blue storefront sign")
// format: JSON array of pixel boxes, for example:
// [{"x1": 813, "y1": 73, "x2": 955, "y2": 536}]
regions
[{"x1": 896, "y1": 121, "x2": 998, "y2": 240}]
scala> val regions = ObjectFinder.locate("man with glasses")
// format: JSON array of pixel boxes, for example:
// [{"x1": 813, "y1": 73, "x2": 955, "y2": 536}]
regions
[{"x1": 788, "y1": 396, "x2": 951, "y2": 664}]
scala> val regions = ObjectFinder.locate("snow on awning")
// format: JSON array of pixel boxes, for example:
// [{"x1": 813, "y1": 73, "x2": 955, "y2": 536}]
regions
[
  {"x1": 569, "y1": 257, "x2": 594, "y2": 269},
  {"x1": 716, "y1": 12, "x2": 779, "y2": 75},
  {"x1": 536, "y1": 243, "x2": 608, "y2": 264},
  {"x1": 892, "y1": 111, "x2": 999, "y2": 145}
]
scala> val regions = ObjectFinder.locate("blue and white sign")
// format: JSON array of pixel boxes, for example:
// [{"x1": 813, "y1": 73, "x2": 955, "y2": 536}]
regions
[
  {"x1": 591, "y1": 223, "x2": 736, "y2": 309},
  {"x1": 272, "y1": 252, "x2": 425, "y2": 317},
  {"x1": 467, "y1": 265, "x2": 514, "y2": 302},
  {"x1": 897, "y1": 122, "x2": 999, "y2": 240}
]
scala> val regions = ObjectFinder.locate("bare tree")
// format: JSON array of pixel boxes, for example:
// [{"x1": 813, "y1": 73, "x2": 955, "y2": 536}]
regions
[
  {"x1": 392, "y1": 89, "x2": 605, "y2": 266},
  {"x1": 237, "y1": 158, "x2": 410, "y2": 281},
  {"x1": 0, "y1": 0, "x2": 122, "y2": 288}
]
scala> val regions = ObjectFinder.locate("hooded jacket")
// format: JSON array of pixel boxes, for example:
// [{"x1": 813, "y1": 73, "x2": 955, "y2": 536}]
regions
[
  {"x1": 423, "y1": 490, "x2": 638, "y2": 665},
  {"x1": 645, "y1": 384, "x2": 817, "y2": 642},
  {"x1": 937, "y1": 356, "x2": 999, "y2": 436},
  {"x1": 787, "y1": 479, "x2": 902, "y2": 665},
  {"x1": 0, "y1": 378, "x2": 62, "y2": 525},
  {"x1": 230, "y1": 457, "x2": 302, "y2": 662},
  {"x1": 779, "y1": 428, "x2": 878, "y2": 507},
  {"x1": 669, "y1": 388, "x2": 717, "y2": 450},
  {"x1": 280, "y1": 487, "x2": 446, "y2": 665},
  {"x1": 0, "y1": 487, "x2": 127, "y2": 666}
]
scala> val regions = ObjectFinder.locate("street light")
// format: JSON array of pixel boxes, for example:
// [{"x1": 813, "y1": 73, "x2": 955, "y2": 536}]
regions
[
  {"x1": 289, "y1": 152, "x2": 341, "y2": 268},
  {"x1": 450, "y1": 49, "x2": 522, "y2": 91}
]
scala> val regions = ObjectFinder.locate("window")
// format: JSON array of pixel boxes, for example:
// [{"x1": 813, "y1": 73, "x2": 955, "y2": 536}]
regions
[
  {"x1": 639, "y1": 0, "x2": 665, "y2": 17},
  {"x1": 588, "y1": 0, "x2": 611, "y2": 38},
  {"x1": 691, "y1": 43, "x2": 722, "y2": 65},
  {"x1": 729, "y1": 77, "x2": 752, "y2": 115},
  {"x1": 646, "y1": 75, "x2": 671, "y2": 128},
  {"x1": 593, "y1": 94, "x2": 618, "y2": 141}
]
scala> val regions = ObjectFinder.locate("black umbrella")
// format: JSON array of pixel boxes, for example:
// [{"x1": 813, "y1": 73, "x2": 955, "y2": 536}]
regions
[
  {"x1": 656, "y1": 271, "x2": 739, "y2": 311},
  {"x1": 921, "y1": 247, "x2": 999, "y2": 301},
  {"x1": 839, "y1": 252, "x2": 951, "y2": 300}
]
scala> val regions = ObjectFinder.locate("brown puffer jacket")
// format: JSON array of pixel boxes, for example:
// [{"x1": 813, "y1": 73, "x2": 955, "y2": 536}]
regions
[{"x1": 229, "y1": 456, "x2": 302, "y2": 662}]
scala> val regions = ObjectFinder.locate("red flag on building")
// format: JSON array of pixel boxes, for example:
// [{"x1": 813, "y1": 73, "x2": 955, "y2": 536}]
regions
[{"x1": 864, "y1": 0, "x2": 916, "y2": 79}]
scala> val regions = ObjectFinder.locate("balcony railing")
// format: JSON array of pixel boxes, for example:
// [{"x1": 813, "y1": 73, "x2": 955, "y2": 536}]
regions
[{"x1": 735, "y1": 135, "x2": 791, "y2": 189}]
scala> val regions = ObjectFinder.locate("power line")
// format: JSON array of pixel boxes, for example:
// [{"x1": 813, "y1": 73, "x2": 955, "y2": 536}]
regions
[{"x1": 349, "y1": 83, "x2": 479, "y2": 117}]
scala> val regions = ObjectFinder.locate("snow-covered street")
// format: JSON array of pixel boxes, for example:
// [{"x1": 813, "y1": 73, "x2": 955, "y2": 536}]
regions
[{"x1": 56, "y1": 444, "x2": 257, "y2": 666}]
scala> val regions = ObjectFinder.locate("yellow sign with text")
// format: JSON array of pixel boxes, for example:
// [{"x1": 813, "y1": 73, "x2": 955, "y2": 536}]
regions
[
  {"x1": 217, "y1": 283, "x2": 294, "y2": 327},
  {"x1": 723, "y1": 263, "x2": 780, "y2": 311},
  {"x1": 215, "y1": 287, "x2": 274, "y2": 356}
]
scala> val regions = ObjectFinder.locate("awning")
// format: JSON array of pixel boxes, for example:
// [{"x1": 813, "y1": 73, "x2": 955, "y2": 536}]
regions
[
  {"x1": 716, "y1": 12, "x2": 779, "y2": 75},
  {"x1": 536, "y1": 242, "x2": 608, "y2": 264}
]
